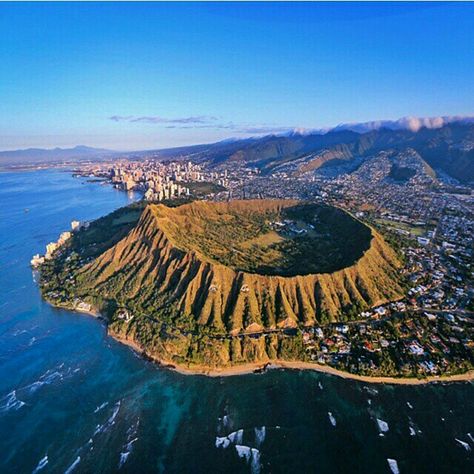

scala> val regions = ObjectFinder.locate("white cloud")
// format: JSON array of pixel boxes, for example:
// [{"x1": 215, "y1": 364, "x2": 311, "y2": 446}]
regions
[
  {"x1": 331, "y1": 115, "x2": 474, "y2": 133},
  {"x1": 109, "y1": 115, "x2": 218, "y2": 125},
  {"x1": 109, "y1": 114, "x2": 474, "y2": 138}
]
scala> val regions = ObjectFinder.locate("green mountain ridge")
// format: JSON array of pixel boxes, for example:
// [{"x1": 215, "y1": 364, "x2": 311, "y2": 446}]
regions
[{"x1": 155, "y1": 123, "x2": 474, "y2": 182}]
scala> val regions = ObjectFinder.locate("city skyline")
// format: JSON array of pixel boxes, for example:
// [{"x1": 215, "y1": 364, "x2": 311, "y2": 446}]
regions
[{"x1": 1, "y1": 2, "x2": 474, "y2": 151}]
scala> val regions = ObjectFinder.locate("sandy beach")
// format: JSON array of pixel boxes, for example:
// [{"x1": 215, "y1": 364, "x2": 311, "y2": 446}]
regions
[
  {"x1": 47, "y1": 301, "x2": 474, "y2": 386},
  {"x1": 43, "y1": 300, "x2": 474, "y2": 386},
  {"x1": 110, "y1": 331, "x2": 474, "y2": 386}
]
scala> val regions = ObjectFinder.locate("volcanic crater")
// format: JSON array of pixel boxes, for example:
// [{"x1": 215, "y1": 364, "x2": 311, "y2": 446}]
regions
[
  {"x1": 40, "y1": 199, "x2": 407, "y2": 371},
  {"x1": 75, "y1": 200, "x2": 404, "y2": 333}
]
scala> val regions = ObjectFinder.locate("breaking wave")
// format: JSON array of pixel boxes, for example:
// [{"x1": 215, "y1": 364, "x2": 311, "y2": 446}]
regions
[
  {"x1": 118, "y1": 418, "x2": 140, "y2": 469},
  {"x1": 387, "y1": 458, "x2": 399, "y2": 474},
  {"x1": 254, "y1": 426, "x2": 266, "y2": 447},
  {"x1": 0, "y1": 390, "x2": 25, "y2": 413},
  {"x1": 455, "y1": 438, "x2": 471, "y2": 451},
  {"x1": 235, "y1": 445, "x2": 261, "y2": 474},
  {"x1": 94, "y1": 400, "x2": 121, "y2": 436},
  {"x1": 377, "y1": 419, "x2": 389, "y2": 435},
  {"x1": 215, "y1": 436, "x2": 231, "y2": 449},
  {"x1": 228, "y1": 429, "x2": 243, "y2": 445},
  {"x1": 94, "y1": 402, "x2": 108, "y2": 413},
  {"x1": 32, "y1": 455, "x2": 48, "y2": 474},
  {"x1": 64, "y1": 456, "x2": 81, "y2": 474},
  {"x1": 216, "y1": 429, "x2": 244, "y2": 449}
]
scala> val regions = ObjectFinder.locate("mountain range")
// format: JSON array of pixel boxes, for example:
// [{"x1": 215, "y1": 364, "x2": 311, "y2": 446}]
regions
[
  {"x1": 0, "y1": 145, "x2": 114, "y2": 166},
  {"x1": 2, "y1": 121, "x2": 474, "y2": 182},
  {"x1": 154, "y1": 122, "x2": 474, "y2": 183}
]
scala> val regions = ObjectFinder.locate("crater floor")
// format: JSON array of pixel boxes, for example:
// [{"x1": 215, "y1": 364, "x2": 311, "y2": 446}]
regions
[{"x1": 153, "y1": 200, "x2": 373, "y2": 276}]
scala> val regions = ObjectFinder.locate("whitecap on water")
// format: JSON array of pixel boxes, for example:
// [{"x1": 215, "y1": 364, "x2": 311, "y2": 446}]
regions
[
  {"x1": 105, "y1": 401, "x2": 121, "y2": 429},
  {"x1": 24, "y1": 365, "x2": 80, "y2": 397},
  {"x1": 118, "y1": 438, "x2": 138, "y2": 468},
  {"x1": 64, "y1": 456, "x2": 81, "y2": 474},
  {"x1": 235, "y1": 445, "x2": 260, "y2": 474},
  {"x1": 455, "y1": 438, "x2": 471, "y2": 451},
  {"x1": 363, "y1": 386, "x2": 379, "y2": 396},
  {"x1": 254, "y1": 426, "x2": 266, "y2": 447},
  {"x1": 32, "y1": 455, "x2": 48, "y2": 474},
  {"x1": 119, "y1": 451, "x2": 130, "y2": 468},
  {"x1": 377, "y1": 418, "x2": 389, "y2": 435},
  {"x1": 328, "y1": 412, "x2": 336, "y2": 427},
  {"x1": 94, "y1": 402, "x2": 108, "y2": 413},
  {"x1": 41, "y1": 371, "x2": 63, "y2": 384},
  {"x1": 26, "y1": 381, "x2": 45, "y2": 394},
  {"x1": 222, "y1": 415, "x2": 230, "y2": 428},
  {"x1": 250, "y1": 448, "x2": 261, "y2": 474},
  {"x1": 215, "y1": 436, "x2": 231, "y2": 449},
  {"x1": 228, "y1": 429, "x2": 243, "y2": 445},
  {"x1": 387, "y1": 458, "x2": 399, "y2": 474},
  {"x1": 0, "y1": 390, "x2": 25, "y2": 413},
  {"x1": 216, "y1": 427, "x2": 245, "y2": 450},
  {"x1": 318, "y1": 381, "x2": 323, "y2": 390},
  {"x1": 235, "y1": 445, "x2": 252, "y2": 462},
  {"x1": 93, "y1": 423, "x2": 104, "y2": 436},
  {"x1": 94, "y1": 401, "x2": 121, "y2": 436},
  {"x1": 118, "y1": 418, "x2": 140, "y2": 468},
  {"x1": 408, "y1": 419, "x2": 422, "y2": 437}
]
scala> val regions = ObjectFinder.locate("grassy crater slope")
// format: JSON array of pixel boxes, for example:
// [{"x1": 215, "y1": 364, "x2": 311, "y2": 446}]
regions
[
  {"x1": 42, "y1": 200, "x2": 405, "y2": 370},
  {"x1": 153, "y1": 200, "x2": 372, "y2": 276}
]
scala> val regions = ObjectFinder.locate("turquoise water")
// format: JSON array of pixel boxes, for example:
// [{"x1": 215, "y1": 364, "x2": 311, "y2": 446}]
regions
[{"x1": 0, "y1": 169, "x2": 473, "y2": 474}]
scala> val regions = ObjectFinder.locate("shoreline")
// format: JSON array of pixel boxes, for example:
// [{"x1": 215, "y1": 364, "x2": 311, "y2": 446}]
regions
[
  {"x1": 110, "y1": 331, "x2": 474, "y2": 386},
  {"x1": 46, "y1": 300, "x2": 106, "y2": 321},
  {"x1": 44, "y1": 300, "x2": 474, "y2": 385}
]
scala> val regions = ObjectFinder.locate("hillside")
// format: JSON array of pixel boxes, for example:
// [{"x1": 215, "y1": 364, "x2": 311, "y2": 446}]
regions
[
  {"x1": 156, "y1": 122, "x2": 474, "y2": 182},
  {"x1": 351, "y1": 149, "x2": 437, "y2": 185},
  {"x1": 40, "y1": 200, "x2": 406, "y2": 371}
]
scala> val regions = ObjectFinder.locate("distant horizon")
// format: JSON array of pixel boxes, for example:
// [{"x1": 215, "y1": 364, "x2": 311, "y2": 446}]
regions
[
  {"x1": 1, "y1": 113, "x2": 473, "y2": 154},
  {"x1": 1, "y1": 2, "x2": 474, "y2": 150}
]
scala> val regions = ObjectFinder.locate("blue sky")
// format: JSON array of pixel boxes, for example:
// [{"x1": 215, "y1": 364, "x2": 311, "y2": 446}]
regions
[{"x1": 1, "y1": 2, "x2": 473, "y2": 151}]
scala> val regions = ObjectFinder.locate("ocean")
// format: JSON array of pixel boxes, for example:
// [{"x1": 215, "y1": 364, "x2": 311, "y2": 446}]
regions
[{"x1": 0, "y1": 169, "x2": 473, "y2": 473}]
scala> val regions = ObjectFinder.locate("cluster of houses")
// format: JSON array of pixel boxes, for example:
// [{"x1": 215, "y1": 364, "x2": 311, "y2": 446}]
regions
[{"x1": 300, "y1": 307, "x2": 474, "y2": 376}]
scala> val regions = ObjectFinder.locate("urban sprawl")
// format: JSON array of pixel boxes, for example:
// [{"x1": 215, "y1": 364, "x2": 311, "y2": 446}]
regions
[{"x1": 39, "y1": 152, "x2": 474, "y2": 379}]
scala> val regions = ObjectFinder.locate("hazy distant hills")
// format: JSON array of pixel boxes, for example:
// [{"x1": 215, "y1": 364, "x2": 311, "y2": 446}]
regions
[
  {"x1": 0, "y1": 145, "x2": 115, "y2": 166},
  {"x1": 157, "y1": 122, "x2": 474, "y2": 183}
]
